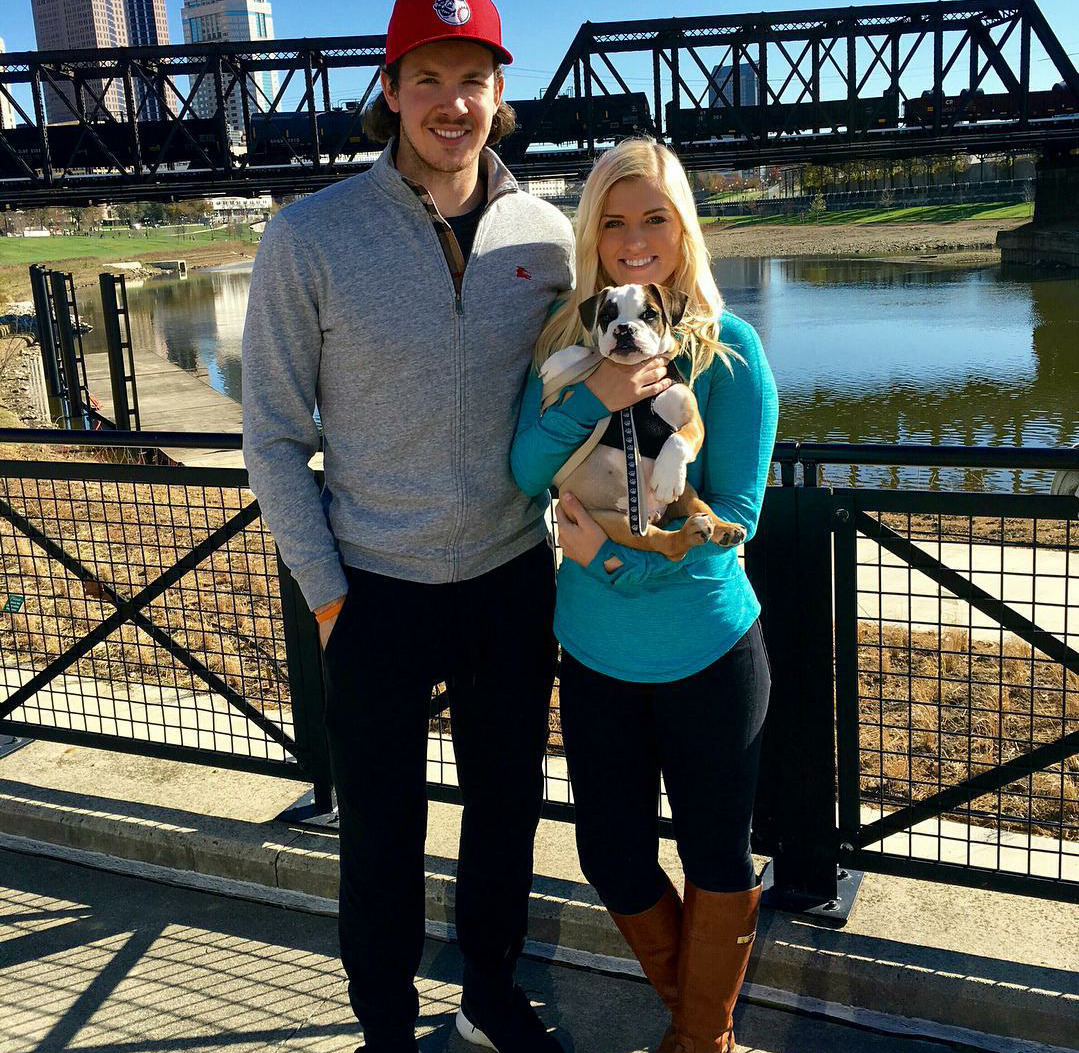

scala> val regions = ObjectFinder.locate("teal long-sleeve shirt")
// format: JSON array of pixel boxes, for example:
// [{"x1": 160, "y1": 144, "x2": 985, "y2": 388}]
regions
[{"x1": 510, "y1": 311, "x2": 779, "y2": 683}]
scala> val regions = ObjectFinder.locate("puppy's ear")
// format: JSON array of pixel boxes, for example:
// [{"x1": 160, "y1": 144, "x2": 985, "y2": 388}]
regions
[
  {"x1": 647, "y1": 284, "x2": 689, "y2": 329},
  {"x1": 579, "y1": 288, "x2": 611, "y2": 334}
]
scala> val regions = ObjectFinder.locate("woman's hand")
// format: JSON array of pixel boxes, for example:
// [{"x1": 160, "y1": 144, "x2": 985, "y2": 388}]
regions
[
  {"x1": 585, "y1": 355, "x2": 671, "y2": 413},
  {"x1": 556, "y1": 492, "x2": 611, "y2": 567}
]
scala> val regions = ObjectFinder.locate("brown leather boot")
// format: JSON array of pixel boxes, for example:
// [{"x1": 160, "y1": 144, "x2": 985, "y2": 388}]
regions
[
  {"x1": 672, "y1": 880, "x2": 762, "y2": 1052},
  {"x1": 608, "y1": 877, "x2": 682, "y2": 1052}
]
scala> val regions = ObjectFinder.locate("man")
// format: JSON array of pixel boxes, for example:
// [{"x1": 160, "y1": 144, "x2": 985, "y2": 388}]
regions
[{"x1": 241, "y1": 2, "x2": 573, "y2": 1051}]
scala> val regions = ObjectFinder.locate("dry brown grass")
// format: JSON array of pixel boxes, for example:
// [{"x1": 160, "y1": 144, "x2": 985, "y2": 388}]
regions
[
  {"x1": 881, "y1": 512, "x2": 1074, "y2": 549},
  {"x1": 0, "y1": 473, "x2": 288, "y2": 714},
  {"x1": 857, "y1": 621, "x2": 1079, "y2": 836}
]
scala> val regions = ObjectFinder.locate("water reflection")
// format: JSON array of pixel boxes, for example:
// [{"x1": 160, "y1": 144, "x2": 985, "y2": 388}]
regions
[
  {"x1": 76, "y1": 255, "x2": 1077, "y2": 493},
  {"x1": 713, "y1": 256, "x2": 1078, "y2": 491},
  {"x1": 78, "y1": 264, "x2": 249, "y2": 406}
]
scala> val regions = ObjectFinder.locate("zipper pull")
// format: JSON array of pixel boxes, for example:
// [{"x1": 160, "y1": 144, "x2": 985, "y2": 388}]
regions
[{"x1": 455, "y1": 292, "x2": 463, "y2": 315}]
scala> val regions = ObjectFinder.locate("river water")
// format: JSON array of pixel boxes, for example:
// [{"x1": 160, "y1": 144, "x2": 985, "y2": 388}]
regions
[{"x1": 77, "y1": 255, "x2": 1079, "y2": 492}]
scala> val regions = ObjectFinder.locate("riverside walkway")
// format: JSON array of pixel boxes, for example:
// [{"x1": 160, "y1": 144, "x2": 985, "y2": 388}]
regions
[
  {"x1": 83, "y1": 347, "x2": 244, "y2": 469},
  {"x1": 0, "y1": 736, "x2": 1075, "y2": 1052},
  {"x1": 3, "y1": 844, "x2": 988, "y2": 1053}
]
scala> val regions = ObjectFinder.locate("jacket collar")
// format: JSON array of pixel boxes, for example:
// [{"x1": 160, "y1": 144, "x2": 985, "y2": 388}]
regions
[{"x1": 369, "y1": 138, "x2": 518, "y2": 214}]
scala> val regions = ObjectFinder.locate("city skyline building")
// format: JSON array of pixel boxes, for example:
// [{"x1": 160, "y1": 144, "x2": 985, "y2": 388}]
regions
[
  {"x1": 123, "y1": 0, "x2": 174, "y2": 119},
  {"x1": 29, "y1": 0, "x2": 130, "y2": 122},
  {"x1": 0, "y1": 39, "x2": 17, "y2": 130},
  {"x1": 708, "y1": 62, "x2": 760, "y2": 109},
  {"x1": 180, "y1": 0, "x2": 278, "y2": 138}
]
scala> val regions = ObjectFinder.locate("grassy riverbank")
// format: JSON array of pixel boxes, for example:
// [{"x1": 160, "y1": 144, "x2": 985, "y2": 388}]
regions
[
  {"x1": 704, "y1": 211, "x2": 1030, "y2": 259},
  {"x1": 703, "y1": 200, "x2": 1033, "y2": 227},
  {"x1": 0, "y1": 229, "x2": 259, "y2": 306}
]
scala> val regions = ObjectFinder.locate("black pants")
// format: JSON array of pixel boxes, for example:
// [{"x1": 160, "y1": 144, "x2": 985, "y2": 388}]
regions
[
  {"x1": 559, "y1": 620, "x2": 771, "y2": 916},
  {"x1": 321, "y1": 542, "x2": 557, "y2": 1032}
]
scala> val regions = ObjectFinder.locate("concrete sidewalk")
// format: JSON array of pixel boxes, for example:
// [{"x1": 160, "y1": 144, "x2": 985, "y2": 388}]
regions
[
  {"x1": 4, "y1": 846, "x2": 1008, "y2": 1053},
  {"x1": 0, "y1": 738, "x2": 1076, "y2": 1051}
]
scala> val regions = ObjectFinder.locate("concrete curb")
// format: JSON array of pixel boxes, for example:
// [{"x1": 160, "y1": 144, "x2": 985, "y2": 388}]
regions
[{"x1": 0, "y1": 783, "x2": 1075, "y2": 1049}]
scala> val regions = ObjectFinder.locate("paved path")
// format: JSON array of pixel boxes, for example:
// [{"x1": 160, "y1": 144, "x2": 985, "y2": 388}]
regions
[
  {"x1": 83, "y1": 346, "x2": 244, "y2": 469},
  {"x1": 0, "y1": 846, "x2": 961, "y2": 1053}
]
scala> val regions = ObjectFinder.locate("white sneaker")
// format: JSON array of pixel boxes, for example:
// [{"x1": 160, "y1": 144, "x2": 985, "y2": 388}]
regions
[{"x1": 455, "y1": 1007, "x2": 496, "y2": 1048}]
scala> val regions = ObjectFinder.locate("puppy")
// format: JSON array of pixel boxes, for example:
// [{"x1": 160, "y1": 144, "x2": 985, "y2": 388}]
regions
[{"x1": 540, "y1": 283, "x2": 747, "y2": 561}]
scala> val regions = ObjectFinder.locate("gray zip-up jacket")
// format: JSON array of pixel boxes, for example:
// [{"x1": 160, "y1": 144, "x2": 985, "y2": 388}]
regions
[{"x1": 241, "y1": 143, "x2": 575, "y2": 611}]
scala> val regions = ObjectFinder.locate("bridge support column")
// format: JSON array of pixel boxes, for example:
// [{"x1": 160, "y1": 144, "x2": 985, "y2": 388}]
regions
[
  {"x1": 997, "y1": 145, "x2": 1079, "y2": 269},
  {"x1": 1033, "y1": 145, "x2": 1079, "y2": 223}
]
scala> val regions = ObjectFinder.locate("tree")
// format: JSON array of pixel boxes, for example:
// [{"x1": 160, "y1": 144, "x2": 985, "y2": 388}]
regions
[
  {"x1": 807, "y1": 190, "x2": 827, "y2": 222},
  {"x1": 163, "y1": 199, "x2": 206, "y2": 226},
  {"x1": 140, "y1": 201, "x2": 166, "y2": 225}
]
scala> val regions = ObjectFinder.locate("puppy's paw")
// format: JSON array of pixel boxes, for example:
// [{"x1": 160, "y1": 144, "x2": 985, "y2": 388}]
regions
[
  {"x1": 684, "y1": 513, "x2": 714, "y2": 547},
  {"x1": 651, "y1": 445, "x2": 688, "y2": 506},
  {"x1": 540, "y1": 344, "x2": 592, "y2": 380},
  {"x1": 714, "y1": 520, "x2": 747, "y2": 548}
]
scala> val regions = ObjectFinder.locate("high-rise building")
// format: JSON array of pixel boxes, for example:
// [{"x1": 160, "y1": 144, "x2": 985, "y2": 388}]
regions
[
  {"x1": 124, "y1": 0, "x2": 169, "y2": 46},
  {"x1": 0, "y1": 39, "x2": 17, "y2": 130},
  {"x1": 180, "y1": 0, "x2": 278, "y2": 138},
  {"x1": 708, "y1": 63, "x2": 760, "y2": 109},
  {"x1": 124, "y1": 0, "x2": 174, "y2": 119},
  {"x1": 30, "y1": 0, "x2": 130, "y2": 122}
]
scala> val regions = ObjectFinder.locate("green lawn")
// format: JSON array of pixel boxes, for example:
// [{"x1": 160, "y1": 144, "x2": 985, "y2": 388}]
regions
[
  {"x1": 0, "y1": 227, "x2": 258, "y2": 267},
  {"x1": 701, "y1": 200, "x2": 1033, "y2": 227}
]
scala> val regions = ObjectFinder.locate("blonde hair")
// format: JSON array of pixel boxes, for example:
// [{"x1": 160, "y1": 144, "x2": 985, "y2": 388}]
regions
[{"x1": 534, "y1": 137, "x2": 739, "y2": 383}]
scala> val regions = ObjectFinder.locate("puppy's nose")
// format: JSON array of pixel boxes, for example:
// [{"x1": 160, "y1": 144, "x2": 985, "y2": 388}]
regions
[{"x1": 614, "y1": 324, "x2": 632, "y2": 336}]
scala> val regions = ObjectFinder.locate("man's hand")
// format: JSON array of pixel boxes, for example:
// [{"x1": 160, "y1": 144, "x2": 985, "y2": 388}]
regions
[
  {"x1": 315, "y1": 594, "x2": 346, "y2": 651},
  {"x1": 585, "y1": 356, "x2": 671, "y2": 412},
  {"x1": 556, "y1": 492, "x2": 611, "y2": 567},
  {"x1": 318, "y1": 615, "x2": 338, "y2": 651}
]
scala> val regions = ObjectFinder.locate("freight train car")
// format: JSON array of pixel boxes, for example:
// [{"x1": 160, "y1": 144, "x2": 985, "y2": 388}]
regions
[
  {"x1": 510, "y1": 92, "x2": 655, "y2": 145},
  {"x1": 666, "y1": 91, "x2": 901, "y2": 143},
  {"x1": 246, "y1": 108, "x2": 380, "y2": 166},
  {"x1": 903, "y1": 84, "x2": 1079, "y2": 126},
  {"x1": 0, "y1": 117, "x2": 226, "y2": 178}
]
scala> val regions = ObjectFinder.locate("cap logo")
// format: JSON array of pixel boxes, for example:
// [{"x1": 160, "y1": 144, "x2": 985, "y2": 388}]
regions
[{"x1": 433, "y1": 1, "x2": 471, "y2": 26}]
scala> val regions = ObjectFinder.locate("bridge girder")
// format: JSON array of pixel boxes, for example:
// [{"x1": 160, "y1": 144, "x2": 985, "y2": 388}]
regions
[{"x1": 0, "y1": 1, "x2": 1076, "y2": 207}]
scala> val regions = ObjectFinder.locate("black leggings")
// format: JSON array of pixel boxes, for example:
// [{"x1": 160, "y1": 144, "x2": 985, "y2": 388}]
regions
[{"x1": 559, "y1": 620, "x2": 771, "y2": 915}]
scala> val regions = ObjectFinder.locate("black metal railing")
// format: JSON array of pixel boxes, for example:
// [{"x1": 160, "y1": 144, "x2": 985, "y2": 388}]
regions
[
  {"x1": 0, "y1": 433, "x2": 331, "y2": 801},
  {"x1": 0, "y1": 430, "x2": 1076, "y2": 913}
]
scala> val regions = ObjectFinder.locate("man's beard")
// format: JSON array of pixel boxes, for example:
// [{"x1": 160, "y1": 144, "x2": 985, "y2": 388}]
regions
[{"x1": 399, "y1": 121, "x2": 483, "y2": 177}]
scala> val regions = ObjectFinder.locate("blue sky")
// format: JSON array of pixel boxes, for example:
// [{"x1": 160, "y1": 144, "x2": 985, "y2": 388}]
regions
[{"x1": 3, "y1": 0, "x2": 1077, "y2": 108}]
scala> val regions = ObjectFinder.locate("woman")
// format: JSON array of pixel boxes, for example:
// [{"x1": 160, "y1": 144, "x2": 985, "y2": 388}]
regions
[{"x1": 511, "y1": 138, "x2": 778, "y2": 1053}]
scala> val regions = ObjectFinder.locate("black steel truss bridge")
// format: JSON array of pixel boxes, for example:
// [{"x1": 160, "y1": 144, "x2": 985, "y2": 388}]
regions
[{"x1": 1, "y1": 0, "x2": 1078, "y2": 206}]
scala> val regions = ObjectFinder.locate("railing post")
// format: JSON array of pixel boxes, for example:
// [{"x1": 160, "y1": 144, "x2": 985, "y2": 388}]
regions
[
  {"x1": 29, "y1": 265, "x2": 63, "y2": 423},
  {"x1": 99, "y1": 273, "x2": 132, "y2": 431},
  {"x1": 832, "y1": 495, "x2": 863, "y2": 855},
  {"x1": 748, "y1": 482, "x2": 861, "y2": 922},
  {"x1": 274, "y1": 551, "x2": 334, "y2": 817},
  {"x1": 47, "y1": 269, "x2": 86, "y2": 430}
]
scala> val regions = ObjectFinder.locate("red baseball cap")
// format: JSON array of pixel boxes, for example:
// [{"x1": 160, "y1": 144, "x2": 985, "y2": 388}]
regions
[{"x1": 386, "y1": 1, "x2": 513, "y2": 67}]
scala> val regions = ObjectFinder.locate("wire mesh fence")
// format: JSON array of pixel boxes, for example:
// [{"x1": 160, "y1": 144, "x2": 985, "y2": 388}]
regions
[
  {"x1": 836, "y1": 495, "x2": 1078, "y2": 893},
  {"x1": 1, "y1": 435, "x2": 1076, "y2": 902},
  {"x1": 0, "y1": 459, "x2": 302, "y2": 775}
]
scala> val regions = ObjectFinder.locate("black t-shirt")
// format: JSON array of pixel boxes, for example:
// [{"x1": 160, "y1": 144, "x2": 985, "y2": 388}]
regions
[{"x1": 445, "y1": 195, "x2": 486, "y2": 262}]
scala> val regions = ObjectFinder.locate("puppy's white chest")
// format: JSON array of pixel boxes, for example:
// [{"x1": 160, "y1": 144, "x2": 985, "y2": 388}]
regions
[{"x1": 563, "y1": 446, "x2": 667, "y2": 523}]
